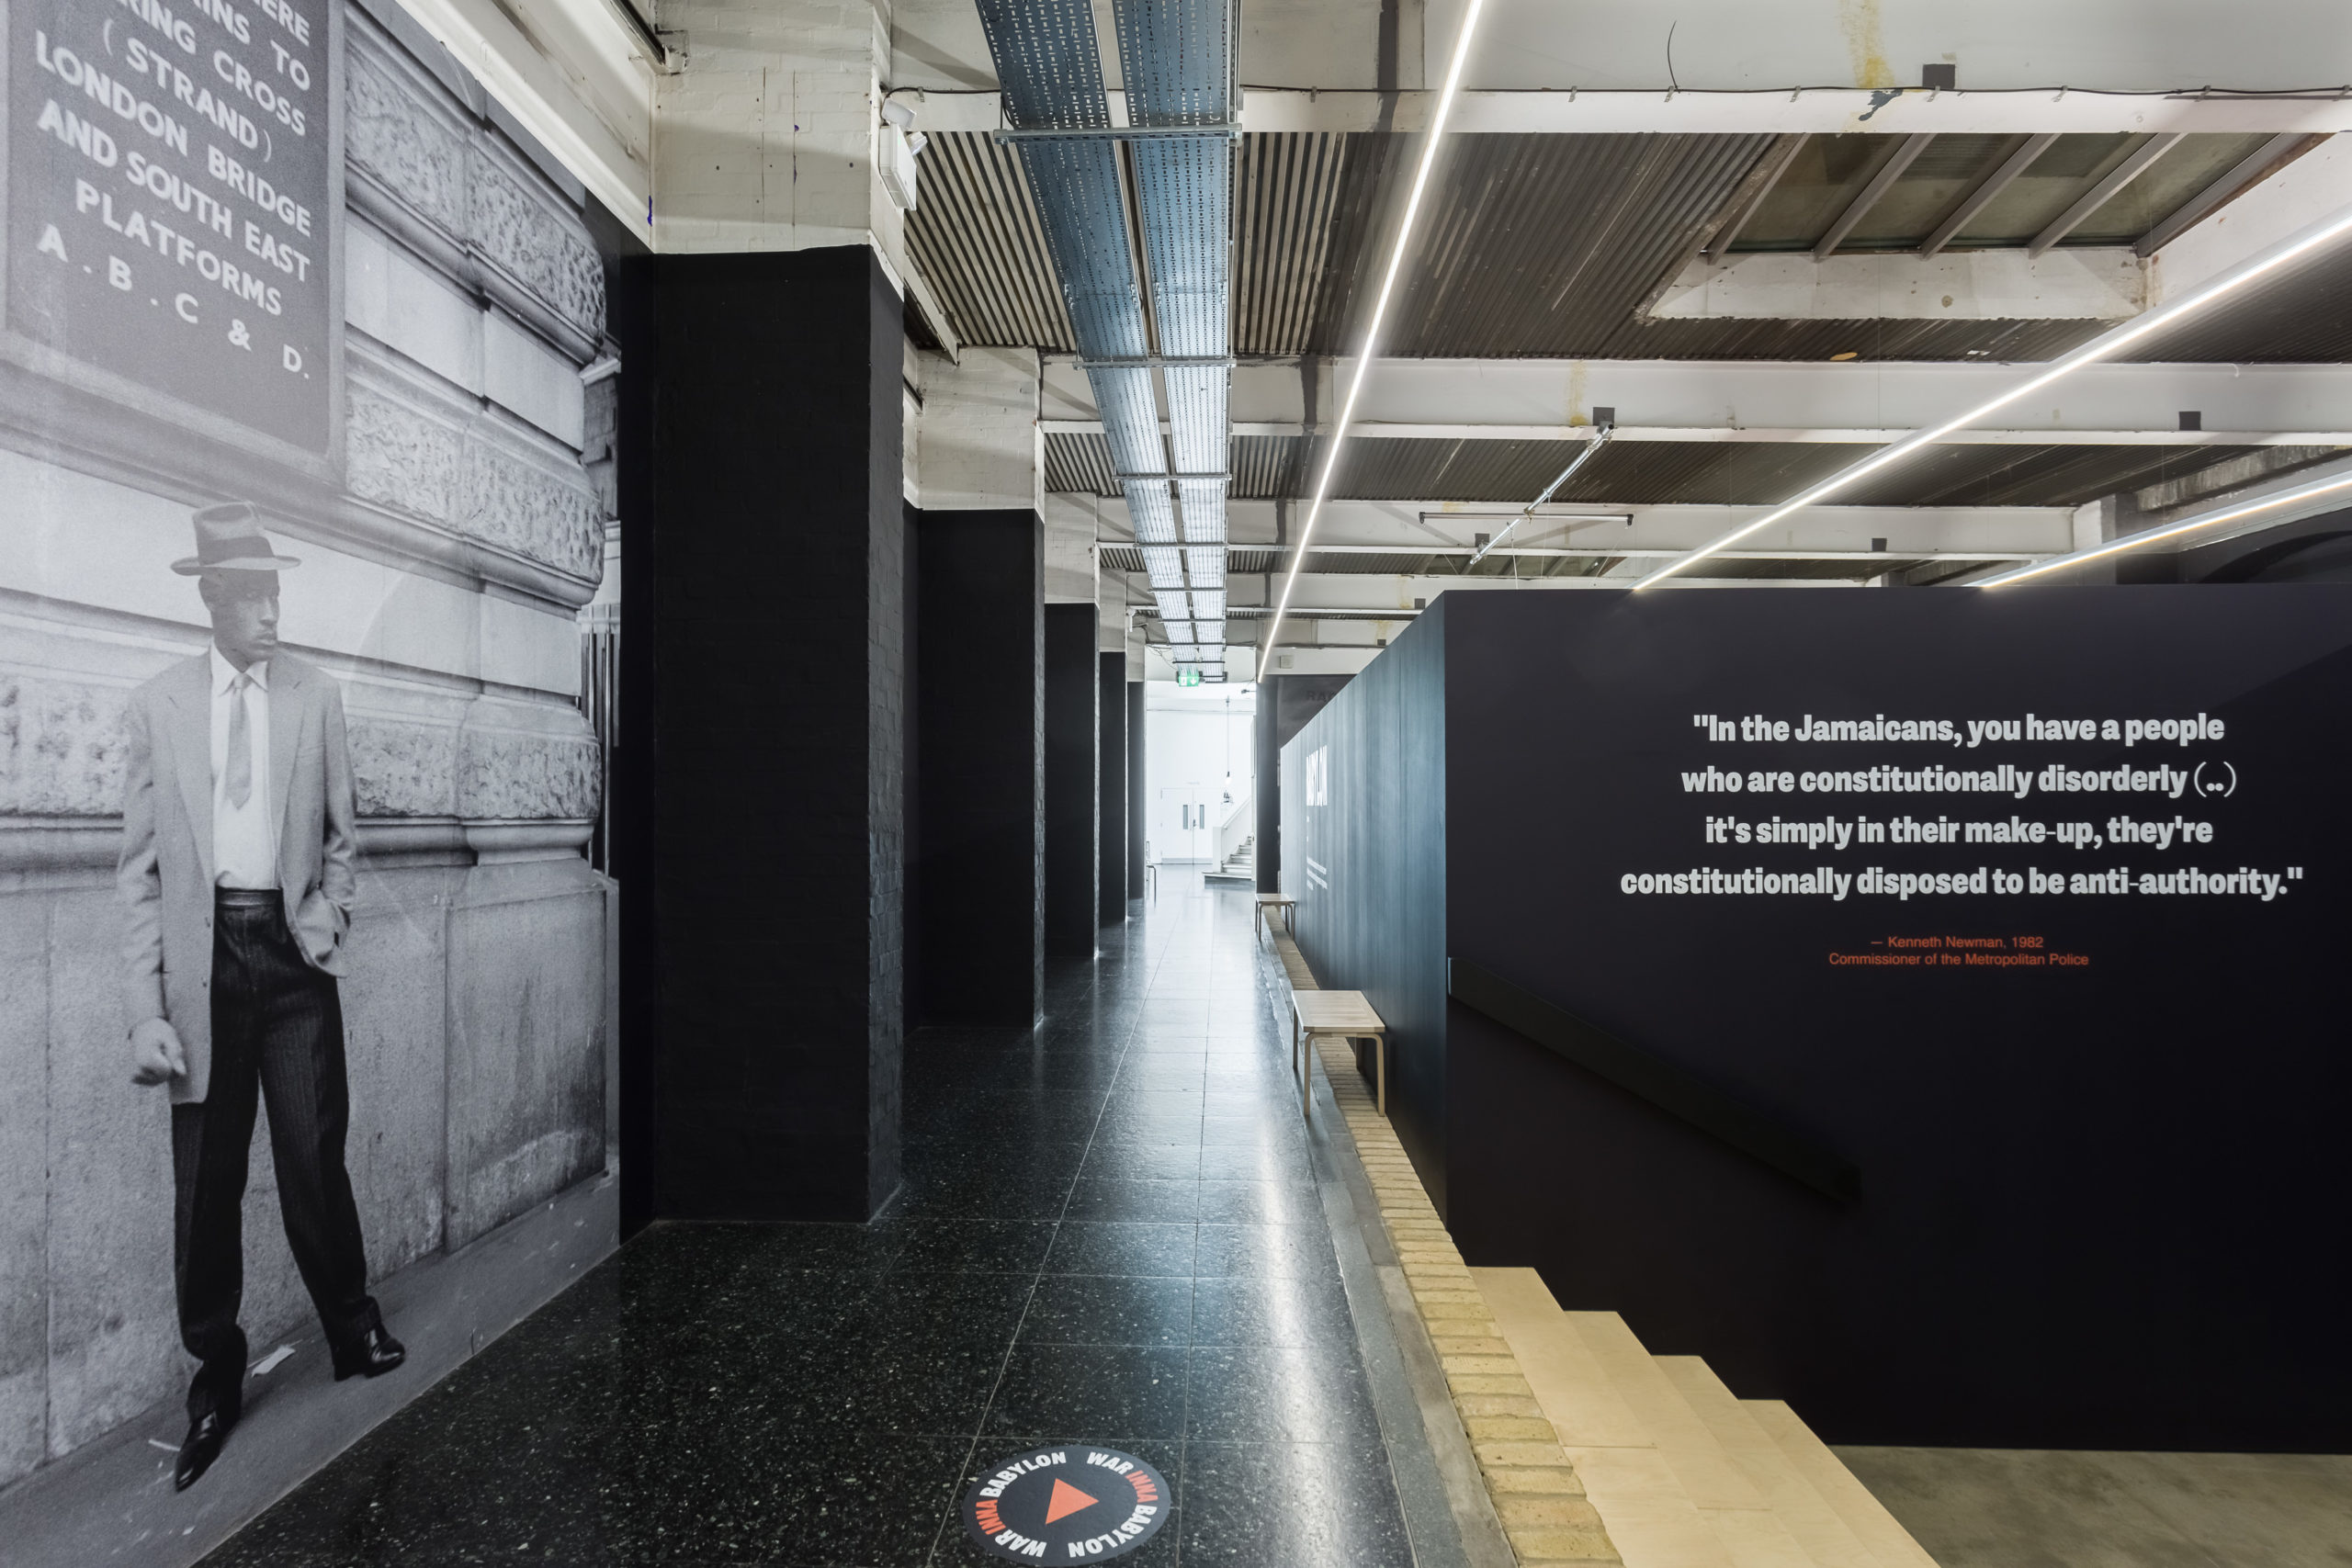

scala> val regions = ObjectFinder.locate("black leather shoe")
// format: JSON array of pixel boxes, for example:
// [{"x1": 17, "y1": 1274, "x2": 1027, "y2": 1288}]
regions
[
  {"x1": 332, "y1": 1323, "x2": 406, "y2": 1382},
  {"x1": 175, "y1": 1410, "x2": 230, "y2": 1491}
]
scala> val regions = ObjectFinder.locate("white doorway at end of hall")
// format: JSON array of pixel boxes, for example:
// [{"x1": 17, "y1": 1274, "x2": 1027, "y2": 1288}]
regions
[{"x1": 1145, "y1": 681, "x2": 1255, "y2": 872}]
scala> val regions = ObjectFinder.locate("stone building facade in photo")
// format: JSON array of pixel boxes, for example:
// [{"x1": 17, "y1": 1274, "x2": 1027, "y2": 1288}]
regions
[{"x1": 0, "y1": 0, "x2": 615, "y2": 1484}]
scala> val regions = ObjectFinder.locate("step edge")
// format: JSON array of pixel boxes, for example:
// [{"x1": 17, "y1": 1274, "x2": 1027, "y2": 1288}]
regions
[
  {"x1": 1562, "y1": 1314, "x2": 1773, "y2": 1514},
  {"x1": 1471, "y1": 1270, "x2": 1660, "y2": 1455},
  {"x1": 1744, "y1": 1400, "x2": 1941, "y2": 1568},
  {"x1": 1653, "y1": 1359, "x2": 1886, "y2": 1568}
]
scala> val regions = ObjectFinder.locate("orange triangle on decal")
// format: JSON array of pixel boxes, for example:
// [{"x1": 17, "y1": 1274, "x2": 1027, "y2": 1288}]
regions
[{"x1": 1043, "y1": 1477, "x2": 1099, "y2": 1525}]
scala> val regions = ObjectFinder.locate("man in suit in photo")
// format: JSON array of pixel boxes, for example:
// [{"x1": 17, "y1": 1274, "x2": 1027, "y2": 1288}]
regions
[{"x1": 119, "y1": 502, "x2": 405, "y2": 1492}]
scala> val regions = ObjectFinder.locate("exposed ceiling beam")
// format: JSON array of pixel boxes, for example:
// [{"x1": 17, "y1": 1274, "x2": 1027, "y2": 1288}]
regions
[
  {"x1": 1648, "y1": 246, "x2": 2144, "y2": 321},
  {"x1": 1815, "y1": 134, "x2": 1936, "y2": 259},
  {"x1": 2028, "y1": 133, "x2": 2188, "y2": 257},
  {"x1": 1042, "y1": 358, "x2": 2352, "y2": 443},
  {"x1": 1049, "y1": 419, "x2": 2352, "y2": 446},
  {"x1": 2134, "y1": 132, "x2": 2317, "y2": 255},
  {"x1": 1069, "y1": 496, "x2": 2075, "y2": 558},
  {"x1": 1701, "y1": 136, "x2": 1807, "y2": 263},
  {"x1": 1641, "y1": 187, "x2": 2352, "y2": 586},
  {"x1": 1134, "y1": 546, "x2": 2047, "y2": 564},
  {"x1": 2150, "y1": 135, "x2": 2352, "y2": 299},
  {"x1": 1920, "y1": 132, "x2": 2058, "y2": 257},
  {"x1": 909, "y1": 89, "x2": 2352, "y2": 138}
]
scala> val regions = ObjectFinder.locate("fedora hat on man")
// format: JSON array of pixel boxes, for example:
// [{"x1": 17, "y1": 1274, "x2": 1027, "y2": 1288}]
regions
[{"x1": 170, "y1": 502, "x2": 302, "y2": 575}]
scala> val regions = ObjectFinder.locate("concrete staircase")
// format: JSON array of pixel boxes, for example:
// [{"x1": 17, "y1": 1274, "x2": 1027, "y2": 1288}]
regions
[
  {"x1": 1204, "y1": 835, "x2": 1255, "y2": 886},
  {"x1": 1473, "y1": 1269, "x2": 1939, "y2": 1568}
]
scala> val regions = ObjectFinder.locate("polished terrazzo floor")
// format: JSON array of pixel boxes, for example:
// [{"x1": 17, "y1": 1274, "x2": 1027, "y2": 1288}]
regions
[{"x1": 200, "y1": 878, "x2": 1413, "y2": 1566}]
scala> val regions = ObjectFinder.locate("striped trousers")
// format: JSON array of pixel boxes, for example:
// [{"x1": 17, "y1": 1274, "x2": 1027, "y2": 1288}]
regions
[{"x1": 171, "y1": 890, "x2": 379, "y2": 1420}]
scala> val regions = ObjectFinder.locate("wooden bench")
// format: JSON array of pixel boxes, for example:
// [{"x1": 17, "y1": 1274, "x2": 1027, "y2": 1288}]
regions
[
  {"x1": 1289, "y1": 988, "x2": 1389, "y2": 1121},
  {"x1": 1255, "y1": 893, "x2": 1297, "y2": 939}
]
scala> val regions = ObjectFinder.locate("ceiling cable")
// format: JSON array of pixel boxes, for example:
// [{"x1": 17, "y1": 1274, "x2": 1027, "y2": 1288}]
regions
[
  {"x1": 1464, "y1": 424, "x2": 1616, "y2": 570},
  {"x1": 1261, "y1": 0, "x2": 1488, "y2": 660},
  {"x1": 1636, "y1": 193, "x2": 2352, "y2": 591}
]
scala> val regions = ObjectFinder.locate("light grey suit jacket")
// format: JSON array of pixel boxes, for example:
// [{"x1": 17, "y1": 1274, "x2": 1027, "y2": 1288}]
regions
[{"x1": 118, "y1": 651, "x2": 359, "y2": 1104}]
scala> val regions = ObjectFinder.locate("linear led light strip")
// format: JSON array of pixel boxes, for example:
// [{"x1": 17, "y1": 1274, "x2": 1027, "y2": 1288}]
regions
[
  {"x1": 1973, "y1": 467, "x2": 2352, "y2": 586},
  {"x1": 1261, "y1": 0, "x2": 1488, "y2": 659},
  {"x1": 1637, "y1": 197, "x2": 2352, "y2": 591}
]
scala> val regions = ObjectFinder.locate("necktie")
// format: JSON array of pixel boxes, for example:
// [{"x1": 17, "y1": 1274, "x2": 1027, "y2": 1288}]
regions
[{"x1": 225, "y1": 672, "x2": 253, "y2": 809}]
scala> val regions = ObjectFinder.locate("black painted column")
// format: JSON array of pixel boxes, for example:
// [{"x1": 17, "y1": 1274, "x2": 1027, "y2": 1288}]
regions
[
  {"x1": 913, "y1": 510, "x2": 1044, "y2": 1024},
  {"x1": 616, "y1": 245, "x2": 902, "y2": 1225},
  {"x1": 900, "y1": 503, "x2": 922, "y2": 1031},
  {"x1": 1256, "y1": 675, "x2": 1281, "y2": 893},
  {"x1": 1098, "y1": 652, "x2": 1126, "y2": 925},
  {"x1": 1044, "y1": 604, "x2": 1098, "y2": 956},
  {"x1": 1126, "y1": 681, "x2": 1146, "y2": 898}
]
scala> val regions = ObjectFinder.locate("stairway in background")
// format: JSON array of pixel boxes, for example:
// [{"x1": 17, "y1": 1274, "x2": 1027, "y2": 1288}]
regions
[
  {"x1": 1474, "y1": 1269, "x2": 1941, "y2": 1568},
  {"x1": 1204, "y1": 835, "x2": 1255, "y2": 886}
]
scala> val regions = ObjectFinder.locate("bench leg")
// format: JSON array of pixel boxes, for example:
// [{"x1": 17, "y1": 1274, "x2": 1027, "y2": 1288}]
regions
[{"x1": 1375, "y1": 1036, "x2": 1386, "y2": 1117}]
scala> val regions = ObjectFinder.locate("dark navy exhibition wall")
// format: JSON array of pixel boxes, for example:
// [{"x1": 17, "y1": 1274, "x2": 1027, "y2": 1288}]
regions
[
  {"x1": 913, "y1": 510, "x2": 1045, "y2": 1026},
  {"x1": 1437, "y1": 588, "x2": 2352, "y2": 1450},
  {"x1": 617, "y1": 245, "x2": 905, "y2": 1224},
  {"x1": 1282, "y1": 609, "x2": 1451, "y2": 1207},
  {"x1": 1258, "y1": 673, "x2": 1354, "y2": 895}
]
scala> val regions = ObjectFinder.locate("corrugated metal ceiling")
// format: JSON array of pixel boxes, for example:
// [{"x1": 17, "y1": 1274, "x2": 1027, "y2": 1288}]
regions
[{"x1": 910, "y1": 130, "x2": 2352, "y2": 365}]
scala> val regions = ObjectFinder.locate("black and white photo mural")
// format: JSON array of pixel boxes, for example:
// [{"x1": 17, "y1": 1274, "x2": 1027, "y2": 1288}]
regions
[{"x1": 0, "y1": 0, "x2": 617, "y2": 1541}]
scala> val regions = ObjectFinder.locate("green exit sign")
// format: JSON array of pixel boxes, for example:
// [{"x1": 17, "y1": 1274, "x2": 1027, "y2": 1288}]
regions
[{"x1": 1176, "y1": 668, "x2": 1203, "y2": 687}]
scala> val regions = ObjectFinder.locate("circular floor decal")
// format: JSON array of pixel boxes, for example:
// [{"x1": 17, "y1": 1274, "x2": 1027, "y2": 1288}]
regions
[{"x1": 962, "y1": 1445, "x2": 1170, "y2": 1561}]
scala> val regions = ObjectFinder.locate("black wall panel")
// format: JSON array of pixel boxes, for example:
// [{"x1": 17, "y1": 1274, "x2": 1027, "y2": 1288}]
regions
[
  {"x1": 1044, "y1": 604, "x2": 1099, "y2": 956},
  {"x1": 1437, "y1": 588, "x2": 2352, "y2": 1450},
  {"x1": 912, "y1": 510, "x2": 1044, "y2": 1025},
  {"x1": 1100, "y1": 652, "x2": 1127, "y2": 925},
  {"x1": 1258, "y1": 673, "x2": 1351, "y2": 895},
  {"x1": 1280, "y1": 612, "x2": 1450, "y2": 1208},
  {"x1": 616, "y1": 245, "x2": 903, "y2": 1224}
]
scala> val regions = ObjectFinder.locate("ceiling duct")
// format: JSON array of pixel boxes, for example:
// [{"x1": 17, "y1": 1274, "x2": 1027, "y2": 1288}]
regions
[{"x1": 974, "y1": 0, "x2": 1238, "y2": 675}]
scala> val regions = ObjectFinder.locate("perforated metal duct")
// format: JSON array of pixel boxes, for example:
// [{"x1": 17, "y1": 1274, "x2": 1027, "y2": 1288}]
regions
[{"x1": 973, "y1": 0, "x2": 1236, "y2": 675}]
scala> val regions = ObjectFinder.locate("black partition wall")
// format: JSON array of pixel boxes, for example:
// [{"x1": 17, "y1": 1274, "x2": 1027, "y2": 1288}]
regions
[
  {"x1": 1257, "y1": 673, "x2": 1351, "y2": 896},
  {"x1": 1285, "y1": 587, "x2": 2352, "y2": 1450}
]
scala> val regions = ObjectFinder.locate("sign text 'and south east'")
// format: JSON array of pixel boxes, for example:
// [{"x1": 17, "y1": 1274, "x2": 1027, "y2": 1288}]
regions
[{"x1": 10, "y1": 0, "x2": 332, "y2": 450}]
